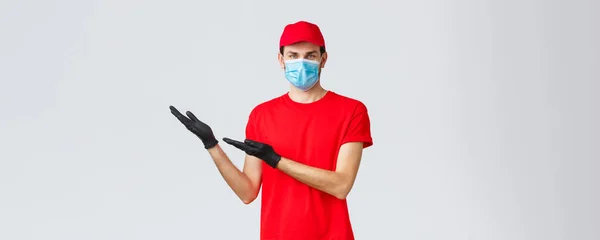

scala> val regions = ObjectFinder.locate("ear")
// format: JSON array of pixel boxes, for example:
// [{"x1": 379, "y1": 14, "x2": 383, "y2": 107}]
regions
[
  {"x1": 278, "y1": 52, "x2": 285, "y2": 70},
  {"x1": 320, "y1": 52, "x2": 328, "y2": 68}
]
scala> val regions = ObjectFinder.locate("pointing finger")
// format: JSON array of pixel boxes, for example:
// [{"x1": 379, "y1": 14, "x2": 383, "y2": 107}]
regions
[
  {"x1": 244, "y1": 139, "x2": 263, "y2": 148},
  {"x1": 170, "y1": 106, "x2": 190, "y2": 124},
  {"x1": 186, "y1": 111, "x2": 202, "y2": 123},
  {"x1": 223, "y1": 137, "x2": 255, "y2": 153}
]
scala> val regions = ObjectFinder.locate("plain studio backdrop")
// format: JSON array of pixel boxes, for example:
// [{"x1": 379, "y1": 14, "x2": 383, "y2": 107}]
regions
[{"x1": 1, "y1": 0, "x2": 599, "y2": 239}]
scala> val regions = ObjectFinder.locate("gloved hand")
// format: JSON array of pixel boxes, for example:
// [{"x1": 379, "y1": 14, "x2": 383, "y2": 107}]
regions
[
  {"x1": 222, "y1": 138, "x2": 281, "y2": 168},
  {"x1": 170, "y1": 105, "x2": 219, "y2": 149}
]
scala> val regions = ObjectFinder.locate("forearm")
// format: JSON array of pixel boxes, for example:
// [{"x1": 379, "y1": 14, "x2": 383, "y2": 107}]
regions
[
  {"x1": 276, "y1": 157, "x2": 351, "y2": 199},
  {"x1": 207, "y1": 145, "x2": 256, "y2": 203}
]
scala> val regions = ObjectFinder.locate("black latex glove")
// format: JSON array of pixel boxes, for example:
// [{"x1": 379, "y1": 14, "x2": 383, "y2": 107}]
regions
[
  {"x1": 222, "y1": 138, "x2": 281, "y2": 168},
  {"x1": 170, "y1": 105, "x2": 218, "y2": 149}
]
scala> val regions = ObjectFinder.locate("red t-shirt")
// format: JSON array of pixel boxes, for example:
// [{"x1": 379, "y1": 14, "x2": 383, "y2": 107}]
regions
[{"x1": 245, "y1": 91, "x2": 373, "y2": 240}]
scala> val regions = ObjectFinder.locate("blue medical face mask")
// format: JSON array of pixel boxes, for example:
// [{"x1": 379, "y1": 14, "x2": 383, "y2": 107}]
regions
[{"x1": 284, "y1": 58, "x2": 321, "y2": 91}]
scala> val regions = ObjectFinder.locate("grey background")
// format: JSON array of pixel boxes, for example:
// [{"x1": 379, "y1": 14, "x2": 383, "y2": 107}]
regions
[{"x1": 1, "y1": 0, "x2": 598, "y2": 239}]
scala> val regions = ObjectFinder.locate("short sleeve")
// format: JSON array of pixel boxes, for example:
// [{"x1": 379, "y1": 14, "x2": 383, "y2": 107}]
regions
[
  {"x1": 341, "y1": 101, "x2": 373, "y2": 148},
  {"x1": 245, "y1": 107, "x2": 259, "y2": 141}
]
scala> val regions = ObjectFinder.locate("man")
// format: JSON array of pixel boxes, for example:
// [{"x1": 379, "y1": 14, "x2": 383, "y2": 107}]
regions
[{"x1": 170, "y1": 20, "x2": 373, "y2": 240}]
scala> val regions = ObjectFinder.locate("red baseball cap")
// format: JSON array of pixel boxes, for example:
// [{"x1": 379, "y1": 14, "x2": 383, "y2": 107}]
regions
[{"x1": 279, "y1": 21, "x2": 325, "y2": 48}]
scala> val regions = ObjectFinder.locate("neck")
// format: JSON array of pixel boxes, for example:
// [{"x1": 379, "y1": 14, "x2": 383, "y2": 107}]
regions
[{"x1": 288, "y1": 83, "x2": 328, "y2": 104}]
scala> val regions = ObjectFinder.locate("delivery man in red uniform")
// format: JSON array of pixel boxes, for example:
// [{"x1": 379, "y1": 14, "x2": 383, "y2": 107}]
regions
[{"x1": 170, "y1": 20, "x2": 373, "y2": 240}]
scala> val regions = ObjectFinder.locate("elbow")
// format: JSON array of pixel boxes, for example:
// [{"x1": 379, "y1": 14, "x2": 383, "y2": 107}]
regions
[
  {"x1": 333, "y1": 192, "x2": 348, "y2": 200},
  {"x1": 240, "y1": 182, "x2": 260, "y2": 204},
  {"x1": 332, "y1": 183, "x2": 352, "y2": 200},
  {"x1": 241, "y1": 198, "x2": 254, "y2": 205},
  {"x1": 240, "y1": 191, "x2": 259, "y2": 205}
]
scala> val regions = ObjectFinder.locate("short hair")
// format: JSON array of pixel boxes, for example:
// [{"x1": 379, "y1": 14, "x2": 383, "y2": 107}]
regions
[{"x1": 280, "y1": 46, "x2": 326, "y2": 55}]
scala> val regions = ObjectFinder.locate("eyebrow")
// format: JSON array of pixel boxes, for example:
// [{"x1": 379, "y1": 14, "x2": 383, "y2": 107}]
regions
[{"x1": 285, "y1": 50, "x2": 319, "y2": 55}]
